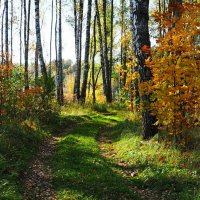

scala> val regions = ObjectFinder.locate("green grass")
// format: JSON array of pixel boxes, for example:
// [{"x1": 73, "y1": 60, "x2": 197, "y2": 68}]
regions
[
  {"x1": 0, "y1": 121, "x2": 44, "y2": 199},
  {"x1": 1, "y1": 103, "x2": 199, "y2": 199},
  {"x1": 0, "y1": 110, "x2": 61, "y2": 199},
  {"x1": 51, "y1": 105, "x2": 200, "y2": 200},
  {"x1": 51, "y1": 113, "x2": 140, "y2": 199},
  {"x1": 104, "y1": 113, "x2": 200, "y2": 200}
]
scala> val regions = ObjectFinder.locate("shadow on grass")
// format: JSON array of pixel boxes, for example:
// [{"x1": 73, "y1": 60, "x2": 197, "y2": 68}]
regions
[
  {"x1": 51, "y1": 114, "x2": 200, "y2": 200},
  {"x1": 51, "y1": 117, "x2": 140, "y2": 200},
  {"x1": 105, "y1": 119, "x2": 142, "y2": 142}
]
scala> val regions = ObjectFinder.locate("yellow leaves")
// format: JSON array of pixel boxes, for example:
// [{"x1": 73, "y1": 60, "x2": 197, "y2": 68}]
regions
[
  {"x1": 143, "y1": 3, "x2": 200, "y2": 137},
  {"x1": 21, "y1": 120, "x2": 37, "y2": 131}
]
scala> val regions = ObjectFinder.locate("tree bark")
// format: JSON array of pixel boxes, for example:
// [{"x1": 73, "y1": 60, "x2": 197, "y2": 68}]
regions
[
  {"x1": 92, "y1": 15, "x2": 97, "y2": 104},
  {"x1": 102, "y1": 0, "x2": 112, "y2": 103},
  {"x1": 130, "y1": 0, "x2": 158, "y2": 139},
  {"x1": 1, "y1": 5, "x2": 5, "y2": 64},
  {"x1": 35, "y1": 46, "x2": 38, "y2": 82},
  {"x1": 24, "y1": 0, "x2": 31, "y2": 90},
  {"x1": 57, "y1": 0, "x2": 64, "y2": 105},
  {"x1": 5, "y1": 0, "x2": 8, "y2": 66},
  {"x1": 20, "y1": 0, "x2": 23, "y2": 67},
  {"x1": 10, "y1": 0, "x2": 13, "y2": 63},
  {"x1": 80, "y1": 0, "x2": 92, "y2": 103},
  {"x1": 74, "y1": 0, "x2": 84, "y2": 102},
  {"x1": 95, "y1": 0, "x2": 107, "y2": 99},
  {"x1": 49, "y1": 0, "x2": 54, "y2": 75},
  {"x1": 34, "y1": 0, "x2": 47, "y2": 83},
  {"x1": 109, "y1": 0, "x2": 114, "y2": 98}
]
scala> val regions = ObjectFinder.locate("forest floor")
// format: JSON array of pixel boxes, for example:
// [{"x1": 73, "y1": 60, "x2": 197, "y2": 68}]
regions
[{"x1": 21, "y1": 105, "x2": 200, "y2": 200}]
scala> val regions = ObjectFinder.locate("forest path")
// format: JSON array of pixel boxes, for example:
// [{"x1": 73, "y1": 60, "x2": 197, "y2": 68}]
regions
[
  {"x1": 47, "y1": 113, "x2": 141, "y2": 199},
  {"x1": 23, "y1": 135, "x2": 59, "y2": 200},
  {"x1": 22, "y1": 124, "x2": 75, "y2": 200},
  {"x1": 23, "y1": 113, "x2": 164, "y2": 200}
]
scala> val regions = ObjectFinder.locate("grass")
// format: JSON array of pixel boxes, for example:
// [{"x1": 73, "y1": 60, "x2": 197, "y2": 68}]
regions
[
  {"x1": 51, "y1": 113, "x2": 139, "y2": 199},
  {"x1": 0, "y1": 103, "x2": 199, "y2": 199},
  {"x1": 0, "y1": 121, "x2": 43, "y2": 199},
  {"x1": 51, "y1": 105, "x2": 200, "y2": 200},
  {"x1": 0, "y1": 110, "x2": 61, "y2": 199}
]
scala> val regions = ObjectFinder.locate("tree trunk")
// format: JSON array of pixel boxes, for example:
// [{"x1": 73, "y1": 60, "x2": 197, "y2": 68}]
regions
[
  {"x1": 20, "y1": 0, "x2": 23, "y2": 67},
  {"x1": 34, "y1": 0, "x2": 47, "y2": 84},
  {"x1": 5, "y1": 0, "x2": 8, "y2": 66},
  {"x1": 129, "y1": 0, "x2": 140, "y2": 109},
  {"x1": 1, "y1": 5, "x2": 5, "y2": 64},
  {"x1": 55, "y1": 0, "x2": 59, "y2": 98},
  {"x1": 102, "y1": 0, "x2": 112, "y2": 103},
  {"x1": 80, "y1": 0, "x2": 92, "y2": 103},
  {"x1": 57, "y1": 0, "x2": 64, "y2": 105},
  {"x1": 74, "y1": 0, "x2": 84, "y2": 102},
  {"x1": 10, "y1": 0, "x2": 13, "y2": 63},
  {"x1": 109, "y1": 0, "x2": 114, "y2": 99},
  {"x1": 130, "y1": 0, "x2": 158, "y2": 139},
  {"x1": 95, "y1": 0, "x2": 107, "y2": 99},
  {"x1": 24, "y1": 0, "x2": 31, "y2": 90},
  {"x1": 49, "y1": 0, "x2": 54, "y2": 75},
  {"x1": 92, "y1": 15, "x2": 97, "y2": 104},
  {"x1": 35, "y1": 46, "x2": 38, "y2": 82}
]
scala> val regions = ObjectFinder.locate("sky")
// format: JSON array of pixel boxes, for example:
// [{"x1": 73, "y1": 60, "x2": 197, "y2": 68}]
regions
[{"x1": 0, "y1": 0, "x2": 155, "y2": 65}]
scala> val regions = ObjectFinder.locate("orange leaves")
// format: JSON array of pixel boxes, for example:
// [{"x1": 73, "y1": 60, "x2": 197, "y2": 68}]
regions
[
  {"x1": 0, "y1": 63, "x2": 14, "y2": 79},
  {"x1": 142, "y1": 45, "x2": 151, "y2": 55},
  {"x1": 17, "y1": 87, "x2": 44, "y2": 96},
  {"x1": 144, "y1": 3, "x2": 200, "y2": 139}
]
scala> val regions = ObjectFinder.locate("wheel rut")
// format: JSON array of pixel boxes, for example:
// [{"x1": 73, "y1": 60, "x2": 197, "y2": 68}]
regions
[{"x1": 23, "y1": 136, "x2": 58, "y2": 200}]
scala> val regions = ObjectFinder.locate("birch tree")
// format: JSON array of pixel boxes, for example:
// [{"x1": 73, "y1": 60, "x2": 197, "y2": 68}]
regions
[{"x1": 80, "y1": 0, "x2": 92, "y2": 103}]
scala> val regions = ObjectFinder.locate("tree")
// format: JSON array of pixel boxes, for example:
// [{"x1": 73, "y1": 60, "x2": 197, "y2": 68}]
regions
[
  {"x1": 57, "y1": 0, "x2": 64, "y2": 105},
  {"x1": 148, "y1": 3, "x2": 199, "y2": 143},
  {"x1": 92, "y1": 14, "x2": 97, "y2": 104},
  {"x1": 109, "y1": 0, "x2": 114, "y2": 98},
  {"x1": 34, "y1": 0, "x2": 48, "y2": 84},
  {"x1": 95, "y1": 0, "x2": 107, "y2": 100},
  {"x1": 20, "y1": 0, "x2": 23, "y2": 67},
  {"x1": 49, "y1": 0, "x2": 54, "y2": 75},
  {"x1": 102, "y1": 0, "x2": 112, "y2": 103},
  {"x1": 74, "y1": 0, "x2": 84, "y2": 102},
  {"x1": 5, "y1": 0, "x2": 8, "y2": 65},
  {"x1": 1, "y1": 3, "x2": 5, "y2": 64},
  {"x1": 130, "y1": 0, "x2": 158, "y2": 139},
  {"x1": 80, "y1": 0, "x2": 92, "y2": 103},
  {"x1": 24, "y1": 0, "x2": 31, "y2": 90},
  {"x1": 10, "y1": 0, "x2": 13, "y2": 63}
]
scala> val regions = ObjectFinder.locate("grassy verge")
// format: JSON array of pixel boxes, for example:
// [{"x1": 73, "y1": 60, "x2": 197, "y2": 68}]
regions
[{"x1": 103, "y1": 112, "x2": 200, "y2": 200}]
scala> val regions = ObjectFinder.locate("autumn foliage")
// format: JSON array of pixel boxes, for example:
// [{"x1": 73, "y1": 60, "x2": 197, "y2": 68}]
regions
[
  {"x1": 0, "y1": 62, "x2": 46, "y2": 124},
  {"x1": 140, "y1": 3, "x2": 200, "y2": 142}
]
